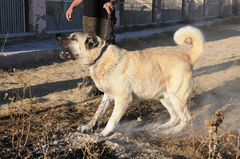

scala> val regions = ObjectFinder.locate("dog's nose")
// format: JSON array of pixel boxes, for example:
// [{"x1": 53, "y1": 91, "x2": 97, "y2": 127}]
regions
[
  {"x1": 55, "y1": 33, "x2": 61, "y2": 39},
  {"x1": 55, "y1": 33, "x2": 69, "y2": 40}
]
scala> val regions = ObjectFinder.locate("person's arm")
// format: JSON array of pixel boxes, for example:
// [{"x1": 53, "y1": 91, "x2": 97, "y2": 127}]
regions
[
  {"x1": 103, "y1": 0, "x2": 119, "y2": 12},
  {"x1": 66, "y1": 0, "x2": 83, "y2": 21}
]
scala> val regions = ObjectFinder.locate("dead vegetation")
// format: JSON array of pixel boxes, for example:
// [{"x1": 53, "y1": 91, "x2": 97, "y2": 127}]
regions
[
  {"x1": 0, "y1": 64, "x2": 239, "y2": 159},
  {"x1": 1, "y1": 32, "x2": 9, "y2": 53},
  {"x1": 1, "y1": 16, "x2": 240, "y2": 158}
]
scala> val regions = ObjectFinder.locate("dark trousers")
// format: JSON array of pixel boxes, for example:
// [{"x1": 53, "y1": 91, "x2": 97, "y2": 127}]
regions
[{"x1": 82, "y1": 16, "x2": 115, "y2": 44}]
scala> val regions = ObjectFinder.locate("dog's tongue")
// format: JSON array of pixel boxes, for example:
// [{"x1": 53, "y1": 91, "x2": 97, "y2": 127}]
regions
[{"x1": 64, "y1": 52, "x2": 71, "y2": 59}]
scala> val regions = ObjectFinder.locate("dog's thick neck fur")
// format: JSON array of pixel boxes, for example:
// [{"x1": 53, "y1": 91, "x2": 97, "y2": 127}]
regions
[
  {"x1": 89, "y1": 44, "x2": 125, "y2": 80},
  {"x1": 88, "y1": 44, "x2": 108, "y2": 66}
]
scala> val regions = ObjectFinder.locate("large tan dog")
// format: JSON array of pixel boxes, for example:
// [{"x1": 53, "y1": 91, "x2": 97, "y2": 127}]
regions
[{"x1": 57, "y1": 26, "x2": 205, "y2": 136}]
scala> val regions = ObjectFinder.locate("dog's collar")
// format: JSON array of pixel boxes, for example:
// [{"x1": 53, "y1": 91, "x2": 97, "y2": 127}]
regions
[{"x1": 89, "y1": 45, "x2": 108, "y2": 66}]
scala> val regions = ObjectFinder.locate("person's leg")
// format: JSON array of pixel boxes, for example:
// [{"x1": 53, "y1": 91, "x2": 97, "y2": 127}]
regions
[
  {"x1": 83, "y1": 15, "x2": 116, "y2": 44},
  {"x1": 82, "y1": 16, "x2": 104, "y2": 97},
  {"x1": 82, "y1": 16, "x2": 98, "y2": 36},
  {"x1": 98, "y1": 18, "x2": 114, "y2": 44},
  {"x1": 98, "y1": 11, "x2": 116, "y2": 44}
]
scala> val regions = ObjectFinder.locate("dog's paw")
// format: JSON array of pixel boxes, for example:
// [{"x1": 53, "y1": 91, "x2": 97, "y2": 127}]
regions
[
  {"x1": 152, "y1": 123, "x2": 168, "y2": 129},
  {"x1": 100, "y1": 128, "x2": 112, "y2": 137},
  {"x1": 162, "y1": 126, "x2": 183, "y2": 134},
  {"x1": 99, "y1": 130, "x2": 108, "y2": 137},
  {"x1": 77, "y1": 125, "x2": 92, "y2": 133}
]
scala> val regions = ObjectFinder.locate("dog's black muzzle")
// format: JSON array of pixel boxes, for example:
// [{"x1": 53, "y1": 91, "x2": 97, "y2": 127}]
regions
[{"x1": 56, "y1": 34, "x2": 74, "y2": 60}]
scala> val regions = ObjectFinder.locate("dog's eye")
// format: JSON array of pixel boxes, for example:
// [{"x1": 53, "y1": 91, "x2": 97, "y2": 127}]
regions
[{"x1": 71, "y1": 35, "x2": 77, "y2": 41}]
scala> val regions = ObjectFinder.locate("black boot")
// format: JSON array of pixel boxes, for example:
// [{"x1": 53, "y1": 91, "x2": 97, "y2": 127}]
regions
[{"x1": 87, "y1": 83, "x2": 104, "y2": 97}]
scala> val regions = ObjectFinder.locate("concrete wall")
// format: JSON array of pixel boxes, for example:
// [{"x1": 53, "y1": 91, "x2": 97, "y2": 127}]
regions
[{"x1": 28, "y1": 0, "x2": 46, "y2": 35}]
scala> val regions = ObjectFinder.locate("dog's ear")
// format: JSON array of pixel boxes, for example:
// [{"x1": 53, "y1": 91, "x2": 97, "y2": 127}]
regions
[{"x1": 85, "y1": 36, "x2": 99, "y2": 50}]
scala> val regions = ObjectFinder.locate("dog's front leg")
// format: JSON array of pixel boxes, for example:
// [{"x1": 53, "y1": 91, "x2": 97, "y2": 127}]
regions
[
  {"x1": 100, "y1": 95, "x2": 133, "y2": 136},
  {"x1": 77, "y1": 93, "x2": 113, "y2": 133}
]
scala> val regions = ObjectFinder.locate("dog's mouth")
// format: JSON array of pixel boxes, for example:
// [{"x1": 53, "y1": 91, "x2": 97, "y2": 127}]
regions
[{"x1": 59, "y1": 51, "x2": 73, "y2": 60}]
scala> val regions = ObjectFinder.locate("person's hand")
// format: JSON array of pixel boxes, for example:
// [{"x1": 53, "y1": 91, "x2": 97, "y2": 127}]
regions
[
  {"x1": 103, "y1": 1, "x2": 115, "y2": 12},
  {"x1": 66, "y1": 7, "x2": 73, "y2": 21}
]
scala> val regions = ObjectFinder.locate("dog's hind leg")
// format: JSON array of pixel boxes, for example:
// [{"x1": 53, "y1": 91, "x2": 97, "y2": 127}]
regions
[
  {"x1": 161, "y1": 69, "x2": 193, "y2": 134},
  {"x1": 100, "y1": 95, "x2": 133, "y2": 136},
  {"x1": 77, "y1": 93, "x2": 113, "y2": 133},
  {"x1": 154, "y1": 96, "x2": 180, "y2": 129},
  {"x1": 163, "y1": 93, "x2": 191, "y2": 134}
]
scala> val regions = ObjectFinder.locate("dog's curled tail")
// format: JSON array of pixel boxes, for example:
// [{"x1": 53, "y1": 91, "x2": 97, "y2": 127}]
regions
[{"x1": 174, "y1": 26, "x2": 205, "y2": 64}]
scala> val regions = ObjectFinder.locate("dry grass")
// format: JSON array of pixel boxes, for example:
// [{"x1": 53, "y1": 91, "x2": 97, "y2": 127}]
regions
[
  {"x1": 214, "y1": 16, "x2": 240, "y2": 25},
  {"x1": 185, "y1": 98, "x2": 240, "y2": 159},
  {"x1": 80, "y1": 128, "x2": 107, "y2": 159},
  {"x1": 1, "y1": 66, "x2": 239, "y2": 159},
  {"x1": 4, "y1": 69, "x2": 34, "y2": 157},
  {"x1": 0, "y1": 71, "x2": 108, "y2": 158},
  {"x1": 1, "y1": 32, "x2": 9, "y2": 53}
]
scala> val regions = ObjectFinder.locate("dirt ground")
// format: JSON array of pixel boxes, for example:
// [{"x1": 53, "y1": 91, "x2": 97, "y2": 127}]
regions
[{"x1": 0, "y1": 16, "x2": 240, "y2": 159}]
